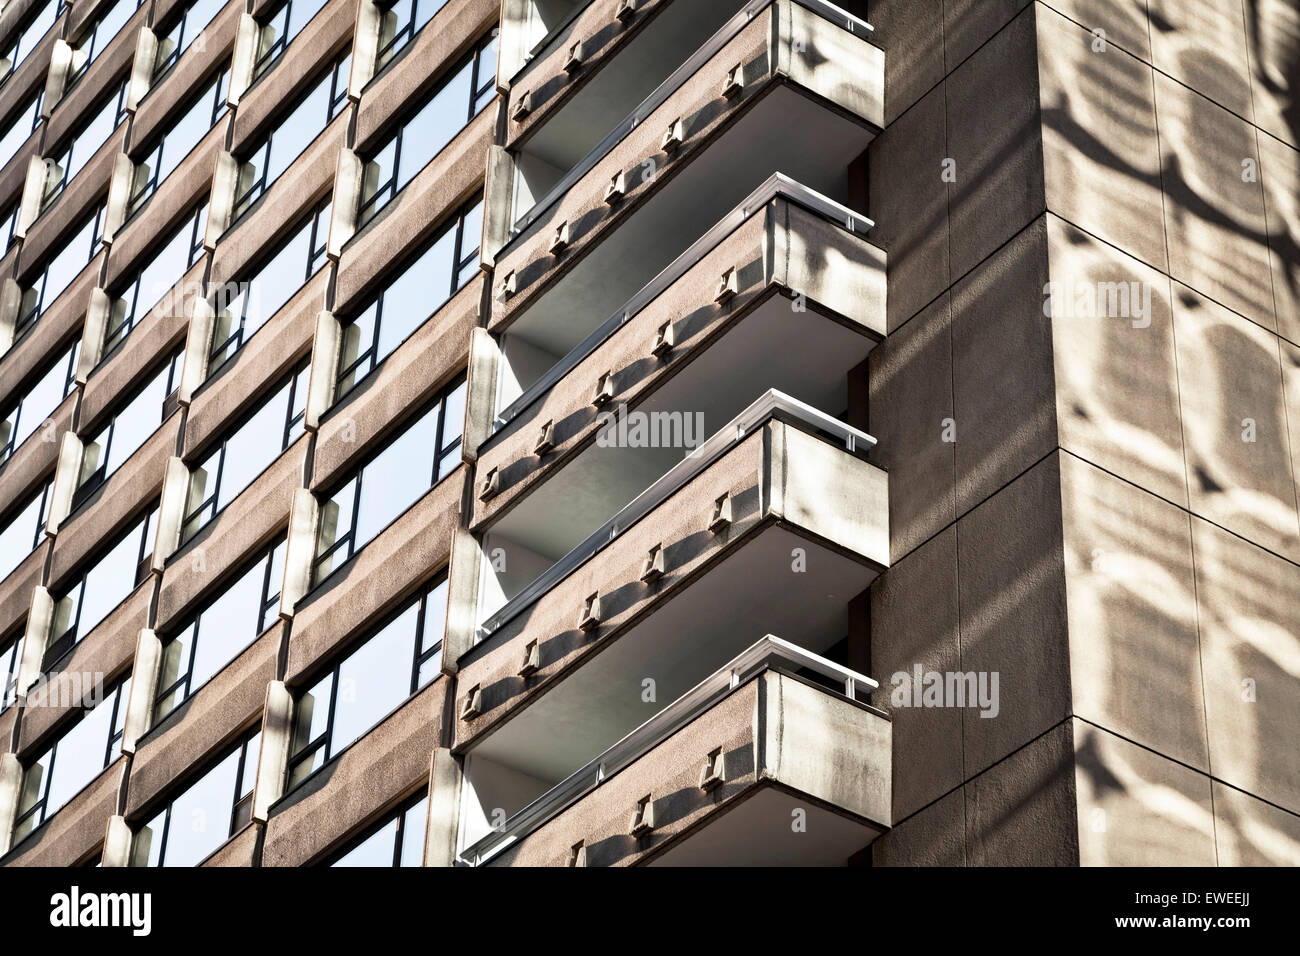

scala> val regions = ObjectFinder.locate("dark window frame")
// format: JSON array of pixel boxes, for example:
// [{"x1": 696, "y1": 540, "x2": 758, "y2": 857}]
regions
[{"x1": 0, "y1": 339, "x2": 79, "y2": 463}]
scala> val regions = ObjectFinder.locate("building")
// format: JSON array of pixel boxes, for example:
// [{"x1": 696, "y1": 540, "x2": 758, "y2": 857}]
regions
[{"x1": 0, "y1": 0, "x2": 1295, "y2": 868}]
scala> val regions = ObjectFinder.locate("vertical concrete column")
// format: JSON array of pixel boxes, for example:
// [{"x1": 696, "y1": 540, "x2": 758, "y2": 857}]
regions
[
  {"x1": 0, "y1": 278, "x2": 21, "y2": 354},
  {"x1": 101, "y1": 815, "x2": 133, "y2": 867},
  {"x1": 103, "y1": 153, "x2": 136, "y2": 242},
  {"x1": 16, "y1": 588, "x2": 55, "y2": 698},
  {"x1": 279, "y1": 488, "x2": 319, "y2": 616},
  {"x1": 46, "y1": 432, "x2": 86, "y2": 535},
  {"x1": 179, "y1": 295, "x2": 216, "y2": 405},
  {"x1": 227, "y1": 13, "x2": 260, "y2": 107},
  {"x1": 304, "y1": 310, "x2": 340, "y2": 430},
  {"x1": 152, "y1": 458, "x2": 192, "y2": 571},
  {"x1": 205, "y1": 151, "x2": 241, "y2": 249},
  {"x1": 0, "y1": 752, "x2": 21, "y2": 854},
  {"x1": 441, "y1": 527, "x2": 481, "y2": 674},
  {"x1": 423, "y1": 747, "x2": 463, "y2": 866},
  {"x1": 327, "y1": 150, "x2": 362, "y2": 257},
  {"x1": 121, "y1": 629, "x2": 163, "y2": 755},
  {"x1": 15, "y1": 155, "x2": 48, "y2": 240},
  {"x1": 125, "y1": 28, "x2": 158, "y2": 113},
  {"x1": 349, "y1": 0, "x2": 382, "y2": 97},
  {"x1": 252, "y1": 681, "x2": 293, "y2": 822},
  {"x1": 42, "y1": 38, "x2": 72, "y2": 114},
  {"x1": 76, "y1": 289, "x2": 114, "y2": 382},
  {"x1": 462, "y1": 328, "x2": 497, "y2": 462},
  {"x1": 480, "y1": 145, "x2": 514, "y2": 269},
  {"x1": 497, "y1": 0, "x2": 530, "y2": 87}
]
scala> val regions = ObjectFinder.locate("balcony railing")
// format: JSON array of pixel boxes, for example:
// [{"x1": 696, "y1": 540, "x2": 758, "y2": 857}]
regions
[
  {"x1": 457, "y1": 633, "x2": 879, "y2": 866},
  {"x1": 475, "y1": 387, "x2": 874, "y2": 641},
  {"x1": 488, "y1": 172, "x2": 873, "y2": 436},
  {"x1": 506, "y1": 0, "x2": 874, "y2": 244}
]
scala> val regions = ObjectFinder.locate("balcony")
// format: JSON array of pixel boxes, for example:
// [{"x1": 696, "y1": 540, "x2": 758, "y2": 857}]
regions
[
  {"x1": 458, "y1": 636, "x2": 891, "y2": 866},
  {"x1": 472, "y1": 174, "x2": 884, "y2": 520},
  {"x1": 486, "y1": 0, "x2": 882, "y2": 348}
]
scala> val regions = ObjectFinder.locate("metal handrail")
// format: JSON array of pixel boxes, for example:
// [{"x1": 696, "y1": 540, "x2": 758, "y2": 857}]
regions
[
  {"x1": 475, "y1": 388, "x2": 874, "y2": 640},
  {"x1": 505, "y1": 0, "x2": 874, "y2": 246},
  {"x1": 458, "y1": 634, "x2": 879, "y2": 866},
  {"x1": 488, "y1": 172, "x2": 873, "y2": 438}
]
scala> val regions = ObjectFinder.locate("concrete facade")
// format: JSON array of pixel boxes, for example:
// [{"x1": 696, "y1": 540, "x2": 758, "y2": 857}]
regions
[{"x1": 0, "y1": 0, "x2": 1295, "y2": 868}]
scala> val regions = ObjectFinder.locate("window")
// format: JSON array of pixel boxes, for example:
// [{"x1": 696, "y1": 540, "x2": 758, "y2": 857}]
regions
[
  {"x1": 129, "y1": 70, "x2": 228, "y2": 216},
  {"x1": 2, "y1": 632, "x2": 22, "y2": 710},
  {"x1": 330, "y1": 790, "x2": 426, "y2": 866},
  {"x1": 0, "y1": 92, "x2": 42, "y2": 170},
  {"x1": 209, "y1": 200, "x2": 329, "y2": 367},
  {"x1": 181, "y1": 364, "x2": 308, "y2": 541},
  {"x1": 154, "y1": 540, "x2": 284, "y2": 721},
  {"x1": 252, "y1": 0, "x2": 327, "y2": 79},
  {"x1": 76, "y1": 351, "x2": 182, "y2": 501},
  {"x1": 0, "y1": 338, "x2": 79, "y2": 465},
  {"x1": 104, "y1": 203, "x2": 207, "y2": 357},
  {"x1": 15, "y1": 205, "x2": 106, "y2": 337},
  {"x1": 357, "y1": 32, "x2": 495, "y2": 225},
  {"x1": 313, "y1": 381, "x2": 464, "y2": 584},
  {"x1": 1, "y1": 0, "x2": 60, "y2": 87},
  {"x1": 46, "y1": 507, "x2": 157, "y2": 668},
  {"x1": 375, "y1": 0, "x2": 450, "y2": 69},
  {"x1": 287, "y1": 575, "x2": 448, "y2": 788},
  {"x1": 0, "y1": 202, "x2": 19, "y2": 260},
  {"x1": 152, "y1": 0, "x2": 226, "y2": 80},
  {"x1": 13, "y1": 676, "x2": 130, "y2": 842},
  {"x1": 231, "y1": 51, "x2": 348, "y2": 220},
  {"x1": 131, "y1": 730, "x2": 259, "y2": 866},
  {"x1": 337, "y1": 199, "x2": 480, "y2": 397},
  {"x1": 0, "y1": 479, "x2": 52, "y2": 582},
  {"x1": 65, "y1": 0, "x2": 136, "y2": 90}
]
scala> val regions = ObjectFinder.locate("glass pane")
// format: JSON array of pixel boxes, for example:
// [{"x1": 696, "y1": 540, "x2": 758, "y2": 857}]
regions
[
  {"x1": 103, "y1": 363, "x2": 171, "y2": 477},
  {"x1": 329, "y1": 602, "x2": 419, "y2": 753},
  {"x1": 291, "y1": 672, "x2": 333, "y2": 755},
  {"x1": 155, "y1": 76, "x2": 221, "y2": 187},
  {"x1": 43, "y1": 689, "x2": 119, "y2": 817},
  {"x1": 211, "y1": 379, "x2": 292, "y2": 512},
  {"x1": 332, "y1": 819, "x2": 397, "y2": 866},
  {"x1": 11, "y1": 344, "x2": 74, "y2": 449},
  {"x1": 134, "y1": 220, "x2": 194, "y2": 322},
  {"x1": 399, "y1": 801, "x2": 426, "y2": 866},
  {"x1": 376, "y1": 230, "x2": 454, "y2": 360},
  {"x1": 264, "y1": 70, "x2": 331, "y2": 187},
  {"x1": 352, "y1": 407, "x2": 436, "y2": 548},
  {"x1": 187, "y1": 559, "x2": 266, "y2": 693},
  {"x1": 246, "y1": 217, "x2": 313, "y2": 330},
  {"x1": 155, "y1": 748, "x2": 241, "y2": 866},
  {"x1": 42, "y1": 214, "x2": 100, "y2": 309},
  {"x1": 396, "y1": 62, "x2": 471, "y2": 193},
  {"x1": 77, "y1": 517, "x2": 148, "y2": 635}
]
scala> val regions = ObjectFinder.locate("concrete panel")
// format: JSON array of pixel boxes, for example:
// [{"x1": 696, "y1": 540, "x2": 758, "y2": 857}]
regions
[
  {"x1": 1259, "y1": 131, "x2": 1300, "y2": 345},
  {"x1": 201, "y1": 820, "x2": 261, "y2": 866},
  {"x1": 965, "y1": 720, "x2": 1078, "y2": 866},
  {"x1": 1060, "y1": 453, "x2": 1207, "y2": 770},
  {"x1": 261, "y1": 677, "x2": 448, "y2": 866},
  {"x1": 1191, "y1": 517, "x2": 1300, "y2": 815},
  {"x1": 125, "y1": 624, "x2": 277, "y2": 819},
  {"x1": 1212, "y1": 781, "x2": 1300, "y2": 866},
  {"x1": 1147, "y1": 0, "x2": 1254, "y2": 120},
  {"x1": 957, "y1": 454, "x2": 1069, "y2": 776},
  {"x1": 868, "y1": 293, "x2": 954, "y2": 560},
  {"x1": 1046, "y1": 215, "x2": 1186, "y2": 505},
  {"x1": 287, "y1": 477, "x2": 460, "y2": 684},
  {"x1": 1039, "y1": 0, "x2": 1151, "y2": 61},
  {"x1": 872, "y1": 786, "x2": 965, "y2": 866},
  {"x1": 1174, "y1": 287, "x2": 1300, "y2": 562},
  {"x1": 1037, "y1": 8, "x2": 1167, "y2": 272},
  {"x1": 869, "y1": 0, "x2": 943, "y2": 126},
  {"x1": 1154, "y1": 74, "x2": 1275, "y2": 331},
  {"x1": 1244, "y1": 0, "x2": 1300, "y2": 150},
  {"x1": 945, "y1": 4, "x2": 1044, "y2": 280},
  {"x1": 951, "y1": 217, "x2": 1056, "y2": 515},
  {"x1": 1074, "y1": 721, "x2": 1216, "y2": 866},
  {"x1": 867, "y1": 82, "x2": 949, "y2": 331},
  {"x1": 943, "y1": 0, "x2": 1031, "y2": 72},
  {"x1": 0, "y1": 542, "x2": 45, "y2": 644},
  {"x1": 871, "y1": 526, "x2": 962, "y2": 821}
]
